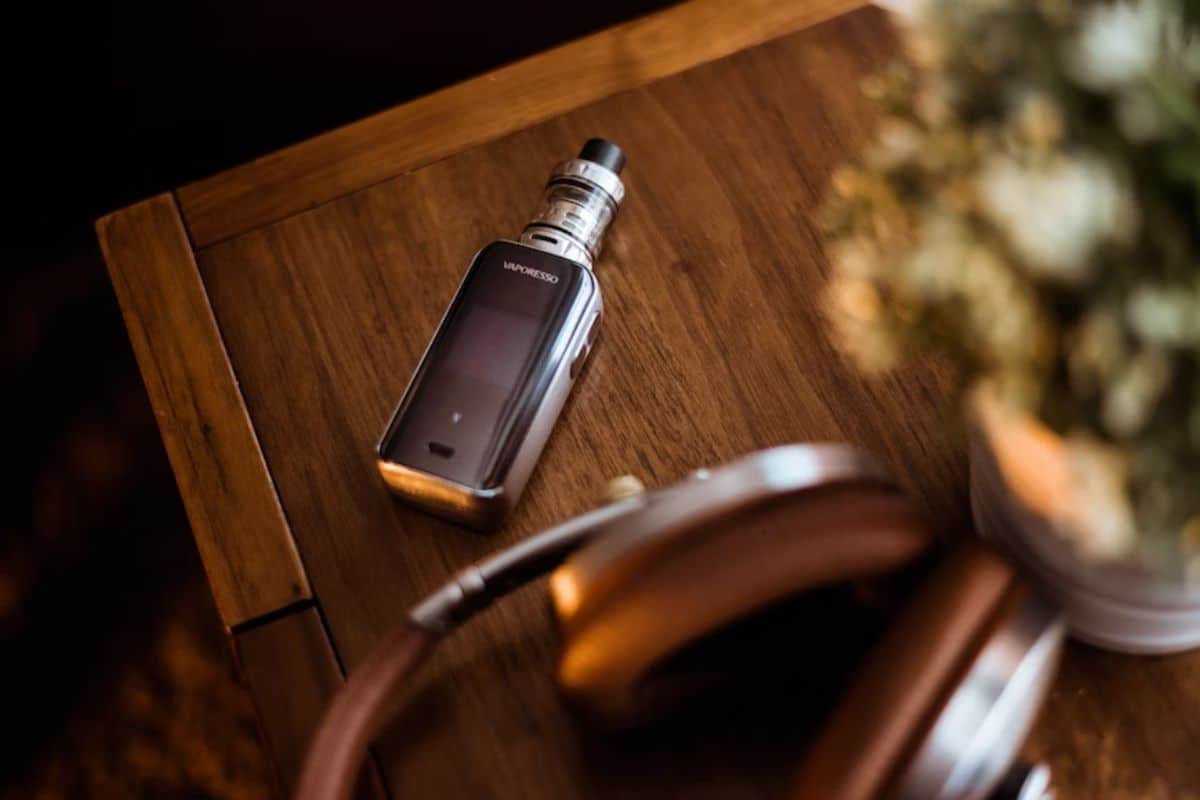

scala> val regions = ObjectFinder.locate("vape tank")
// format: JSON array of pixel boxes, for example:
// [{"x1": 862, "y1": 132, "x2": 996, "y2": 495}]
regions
[
  {"x1": 376, "y1": 139, "x2": 626, "y2": 528},
  {"x1": 518, "y1": 138, "x2": 625, "y2": 267}
]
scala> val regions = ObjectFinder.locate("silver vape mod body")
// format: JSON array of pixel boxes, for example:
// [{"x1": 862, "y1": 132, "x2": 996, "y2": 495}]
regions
[{"x1": 377, "y1": 139, "x2": 626, "y2": 528}]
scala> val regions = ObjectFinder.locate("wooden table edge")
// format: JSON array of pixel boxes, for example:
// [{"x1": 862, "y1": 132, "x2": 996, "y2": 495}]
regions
[
  {"x1": 176, "y1": 0, "x2": 867, "y2": 249},
  {"x1": 96, "y1": 193, "x2": 312, "y2": 630}
]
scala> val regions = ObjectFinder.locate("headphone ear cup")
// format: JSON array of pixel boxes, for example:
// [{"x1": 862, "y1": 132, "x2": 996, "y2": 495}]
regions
[
  {"x1": 793, "y1": 543, "x2": 1063, "y2": 800},
  {"x1": 552, "y1": 484, "x2": 932, "y2": 723}
]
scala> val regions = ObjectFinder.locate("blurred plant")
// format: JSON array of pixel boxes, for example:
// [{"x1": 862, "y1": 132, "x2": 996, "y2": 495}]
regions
[{"x1": 825, "y1": 0, "x2": 1200, "y2": 573}]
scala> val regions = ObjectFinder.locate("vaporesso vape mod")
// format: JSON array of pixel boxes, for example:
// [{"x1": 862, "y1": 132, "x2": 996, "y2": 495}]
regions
[{"x1": 377, "y1": 139, "x2": 626, "y2": 528}]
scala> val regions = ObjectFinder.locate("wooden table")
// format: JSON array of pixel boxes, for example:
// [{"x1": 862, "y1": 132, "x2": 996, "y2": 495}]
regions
[{"x1": 97, "y1": 2, "x2": 1200, "y2": 796}]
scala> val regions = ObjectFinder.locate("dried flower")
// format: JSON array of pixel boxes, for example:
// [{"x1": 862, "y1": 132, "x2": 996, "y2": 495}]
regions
[
  {"x1": 978, "y1": 153, "x2": 1137, "y2": 283},
  {"x1": 1016, "y1": 93, "x2": 1066, "y2": 149},
  {"x1": 825, "y1": 0, "x2": 1200, "y2": 574},
  {"x1": 1127, "y1": 283, "x2": 1200, "y2": 345},
  {"x1": 1101, "y1": 347, "x2": 1170, "y2": 436},
  {"x1": 1067, "y1": 0, "x2": 1172, "y2": 90},
  {"x1": 1062, "y1": 432, "x2": 1137, "y2": 558}
]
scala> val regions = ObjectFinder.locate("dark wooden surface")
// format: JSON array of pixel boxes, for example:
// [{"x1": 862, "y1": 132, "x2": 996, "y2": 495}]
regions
[
  {"x1": 96, "y1": 195, "x2": 311, "y2": 628},
  {"x1": 99, "y1": 4, "x2": 1200, "y2": 798}
]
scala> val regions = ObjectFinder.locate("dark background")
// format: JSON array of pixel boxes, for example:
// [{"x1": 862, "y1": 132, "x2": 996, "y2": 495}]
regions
[{"x1": 2, "y1": 2, "x2": 670, "y2": 795}]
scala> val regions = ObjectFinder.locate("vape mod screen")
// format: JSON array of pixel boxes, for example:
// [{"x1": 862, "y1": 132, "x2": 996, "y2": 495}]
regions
[
  {"x1": 379, "y1": 240, "x2": 593, "y2": 488},
  {"x1": 442, "y1": 305, "x2": 541, "y2": 390}
]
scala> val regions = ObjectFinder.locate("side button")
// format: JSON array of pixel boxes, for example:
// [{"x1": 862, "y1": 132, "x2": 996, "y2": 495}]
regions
[
  {"x1": 586, "y1": 310, "x2": 601, "y2": 345},
  {"x1": 570, "y1": 310, "x2": 600, "y2": 380},
  {"x1": 570, "y1": 342, "x2": 590, "y2": 379}
]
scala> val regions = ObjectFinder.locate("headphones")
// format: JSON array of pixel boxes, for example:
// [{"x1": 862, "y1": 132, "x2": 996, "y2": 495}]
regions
[{"x1": 295, "y1": 444, "x2": 1063, "y2": 800}]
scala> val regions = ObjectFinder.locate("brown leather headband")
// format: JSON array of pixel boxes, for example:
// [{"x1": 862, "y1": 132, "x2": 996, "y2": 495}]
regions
[
  {"x1": 294, "y1": 623, "x2": 434, "y2": 800},
  {"x1": 294, "y1": 445, "x2": 921, "y2": 800}
]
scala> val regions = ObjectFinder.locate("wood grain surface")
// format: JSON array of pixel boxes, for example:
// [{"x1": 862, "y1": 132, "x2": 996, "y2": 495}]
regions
[
  {"x1": 121, "y1": 6, "x2": 1199, "y2": 798},
  {"x1": 176, "y1": 0, "x2": 866, "y2": 249},
  {"x1": 96, "y1": 195, "x2": 311, "y2": 629},
  {"x1": 1025, "y1": 646, "x2": 1200, "y2": 798}
]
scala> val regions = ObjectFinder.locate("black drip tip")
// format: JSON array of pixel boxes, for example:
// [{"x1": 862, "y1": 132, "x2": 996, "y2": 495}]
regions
[{"x1": 578, "y1": 138, "x2": 625, "y2": 175}]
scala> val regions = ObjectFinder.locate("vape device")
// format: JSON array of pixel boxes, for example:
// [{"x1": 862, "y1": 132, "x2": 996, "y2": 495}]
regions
[{"x1": 377, "y1": 139, "x2": 626, "y2": 528}]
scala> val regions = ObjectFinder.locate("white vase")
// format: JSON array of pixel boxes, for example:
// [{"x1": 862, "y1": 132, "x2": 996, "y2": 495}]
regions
[{"x1": 969, "y1": 419, "x2": 1200, "y2": 654}]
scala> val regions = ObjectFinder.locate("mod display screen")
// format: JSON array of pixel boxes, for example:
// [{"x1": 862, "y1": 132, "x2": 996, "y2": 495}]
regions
[
  {"x1": 441, "y1": 305, "x2": 541, "y2": 391},
  {"x1": 380, "y1": 241, "x2": 593, "y2": 487}
]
